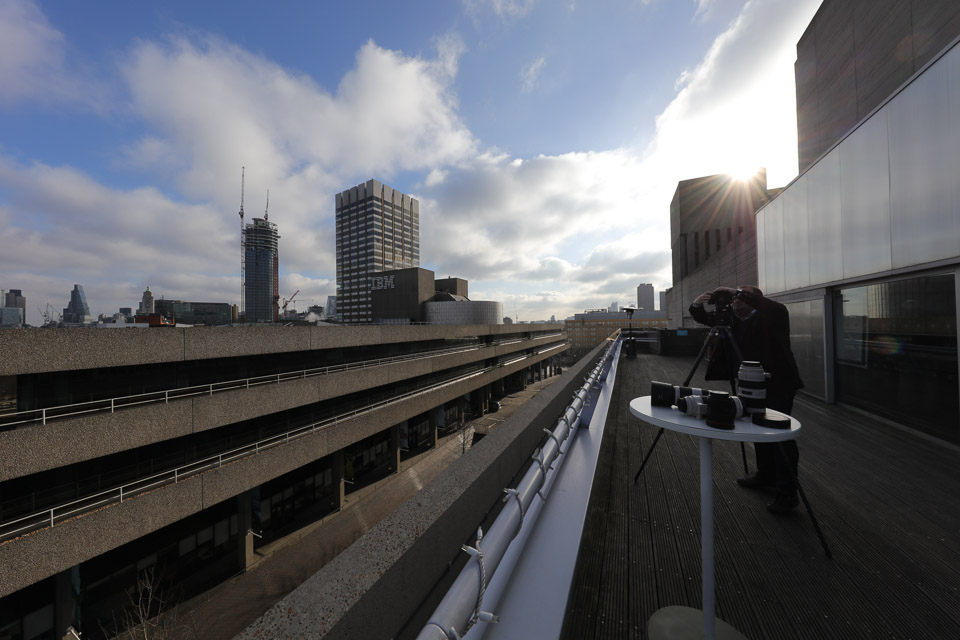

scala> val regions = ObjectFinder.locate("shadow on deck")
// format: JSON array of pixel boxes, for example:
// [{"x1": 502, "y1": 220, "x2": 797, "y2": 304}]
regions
[{"x1": 562, "y1": 352, "x2": 960, "y2": 639}]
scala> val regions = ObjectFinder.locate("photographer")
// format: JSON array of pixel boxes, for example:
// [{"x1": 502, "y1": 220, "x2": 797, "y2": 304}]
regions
[{"x1": 690, "y1": 286, "x2": 804, "y2": 514}]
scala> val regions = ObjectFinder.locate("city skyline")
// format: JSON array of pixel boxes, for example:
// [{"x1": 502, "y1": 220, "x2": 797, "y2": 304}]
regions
[{"x1": 0, "y1": 0, "x2": 822, "y2": 326}]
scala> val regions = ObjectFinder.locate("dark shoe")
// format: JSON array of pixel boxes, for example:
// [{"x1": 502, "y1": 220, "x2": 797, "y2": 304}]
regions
[
  {"x1": 736, "y1": 473, "x2": 776, "y2": 491},
  {"x1": 766, "y1": 495, "x2": 800, "y2": 514}
]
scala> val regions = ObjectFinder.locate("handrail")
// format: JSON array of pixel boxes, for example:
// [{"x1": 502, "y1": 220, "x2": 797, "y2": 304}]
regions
[
  {"x1": 417, "y1": 339, "x2": 616, "y2": 639},
  {"x1": 0, "y1": 332, "x2": 565, "y2": 429},
  {"x1": 0, "y1": 345, "x2": 564, "y2": 544}
]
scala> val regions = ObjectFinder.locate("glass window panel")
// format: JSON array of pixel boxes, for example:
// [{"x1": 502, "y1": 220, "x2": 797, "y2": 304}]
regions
[{"x1": 835, "y1": 273, "x2": 958, "y2": 442}]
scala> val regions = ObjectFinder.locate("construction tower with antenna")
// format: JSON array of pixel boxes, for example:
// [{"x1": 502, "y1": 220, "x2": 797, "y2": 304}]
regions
[{"x1": 239, "y1": 167, "x2": 245, "y2": 322}]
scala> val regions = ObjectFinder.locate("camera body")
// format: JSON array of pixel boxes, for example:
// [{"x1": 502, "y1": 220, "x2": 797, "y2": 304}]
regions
[{"x1": 707, "y1": 288, "x2": 735, "y2": 309}]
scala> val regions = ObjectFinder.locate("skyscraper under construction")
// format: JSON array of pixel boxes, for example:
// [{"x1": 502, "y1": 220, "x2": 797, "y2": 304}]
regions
[
  {"x1": 335, "y1": 180, "x2": 419, "y2": 323},
  {"x1": 244, "y1": 217, "x2": 280, "y2": 323}
]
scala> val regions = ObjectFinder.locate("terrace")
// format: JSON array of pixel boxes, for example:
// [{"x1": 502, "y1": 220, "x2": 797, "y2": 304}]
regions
[
  {"x1": 562, "y1": 349, "x2": 960, "y2": 639},
  {"x1": 254, "y1": 337, "x2": 960, "y2": 639}
]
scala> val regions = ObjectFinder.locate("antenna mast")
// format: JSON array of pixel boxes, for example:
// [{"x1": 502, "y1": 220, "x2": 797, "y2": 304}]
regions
[
  {"x1": 264, "y1": 189, "x2": 270, "y2": 221},
  {"x1": 239, "y1": 167, "x2": 245, "y2": 322}
]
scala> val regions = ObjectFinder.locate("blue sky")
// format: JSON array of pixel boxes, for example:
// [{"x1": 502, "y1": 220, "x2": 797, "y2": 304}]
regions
[{"x1": 0, "y1": 0, "x2": 822, "y2": 326}]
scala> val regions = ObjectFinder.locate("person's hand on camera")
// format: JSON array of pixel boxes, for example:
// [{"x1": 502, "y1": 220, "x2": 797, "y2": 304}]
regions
[{"x1": 694, "y1": 291, "x2": 713, "y2": 305}]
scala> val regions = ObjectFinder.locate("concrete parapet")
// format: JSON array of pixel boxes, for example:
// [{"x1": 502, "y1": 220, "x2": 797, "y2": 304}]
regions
[
  {"x1": 0, "y1": 474, "x2": 204, "y2": 599},
  {"x1": 236, "y1": 343, "x2": 606, "y2": 640}
]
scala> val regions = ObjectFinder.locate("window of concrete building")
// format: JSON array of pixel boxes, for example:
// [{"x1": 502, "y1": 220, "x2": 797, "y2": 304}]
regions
[
  {"x1": 835, "y1": 273, "x2": 958, "y2": 442},
  {"x1": 705, "y1": 229, "x2": 710, "y2": 259},
  {"x1": 716, "y1": 229, "x2": 720, "y2": 251},
  {"x1": 694, "y1": 232, "x2": 699, "y2": 267}
]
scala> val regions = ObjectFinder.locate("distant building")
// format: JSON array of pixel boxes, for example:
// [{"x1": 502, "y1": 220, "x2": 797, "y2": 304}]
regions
[
  {"x1": 324, "y1": 295, "x2": 339, "y2": 322},
  {"x1": 4, "y1": 289, "x2": 25, "y2": 319},
  {"x1": 245, "y1": 217, "x2": 280, "y2": 323},
  {"x1": 139, "y1": 286, "x2": 155, "y2": 315},
  {"x1": 565, "y1": 309, "x2": 667, "y2": 352},
  {"x1": 664, "y1": 171, "x2": 773, "y2": 328},
  {"x1": 659, "y1": 291, "x2": 666, "y2": 312},
  {"x1": 503, "y1": 316, "x2": 513, "y2": 325},
  {"x1": 369, "y1": 267, "x2": 501, "y2": 325},
  {"x1": 154, "y1": 300, "x2": 233, "y2": 326},
  {"x1": 0, "y1": 307, "x2": 23, "y2": 328},
  {"x1": 636, "y1": 283, "x2": 654, "y2": 311},
  {"x1": 608, "y1": 301, "x2": 619, "y2": 313},
  {"x1": 335, "y1": 180, "x2": 419, "y2": 324},
  {"x1": 62, "y1": 284, "x2": 91, "y2": 325}
]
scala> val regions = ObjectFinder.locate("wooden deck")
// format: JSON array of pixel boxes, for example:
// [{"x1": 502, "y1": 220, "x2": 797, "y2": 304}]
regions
[{"x1": 561, "y1": 353, "x2": 960, "y2": 639}]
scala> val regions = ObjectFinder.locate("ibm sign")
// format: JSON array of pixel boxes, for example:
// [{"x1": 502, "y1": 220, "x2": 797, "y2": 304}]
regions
[{"x1": 369, "y1": 275, "x2": 396, "y2": 291}]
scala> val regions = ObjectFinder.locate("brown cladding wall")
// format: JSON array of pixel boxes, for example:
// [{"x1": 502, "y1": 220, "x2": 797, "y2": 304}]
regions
[{"x1": 796, "y1": 0, "x2": 960, "y2": 172}]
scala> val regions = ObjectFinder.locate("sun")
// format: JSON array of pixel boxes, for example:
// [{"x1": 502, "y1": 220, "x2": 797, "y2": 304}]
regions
[{"x1": 727, "y1": 163, "x2": 760, "y2": 182}]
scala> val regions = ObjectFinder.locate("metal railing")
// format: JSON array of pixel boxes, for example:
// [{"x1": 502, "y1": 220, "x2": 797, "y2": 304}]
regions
[
  {"x1": 418, "y1": 339, "x2": 616, "y2": 639},
  {"x1": 0, "y1": 344, "x2": 565, "y2": 544},
  {"x1": 0, "y1": 333, "x2": 564, "y2": 430}
]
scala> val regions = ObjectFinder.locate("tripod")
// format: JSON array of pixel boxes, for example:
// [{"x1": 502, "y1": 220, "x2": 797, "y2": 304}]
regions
[{"x1": 634, "y1": 320, "x2": 749, "y2": 483}]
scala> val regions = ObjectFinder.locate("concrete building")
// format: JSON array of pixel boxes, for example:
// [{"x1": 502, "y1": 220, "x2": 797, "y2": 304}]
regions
[
  {"x1": 244, "y1": 217, "x2": 280, "y2": 323},
  {"x1": 659, "y1": 290, "x2": 666, "y2": 312},
  {"x1": 324, "y1": 295, "x2": 339, "y2": 322},
  {"x1": 753, "y1": 0, "x2": 960, "y2": 444},
  {"x1": 62, "y1": 285, "x2": 91, "y2": 325},
  {"x1": 369, "y1": 267, "x2": 502, "y2": 325},
  {"x1": 664, "y1": 171, "x2": 774, "y2": 328},
  {"x1": 138, "y1": 286, "x2": 154, "y2": 315},
  {"x1": 636, "y1": 283, "x2": 654, "y2": 311},
  {"x1": 0, "y1": 323, "x2": 566, "y2": 638},
  {"x1": 335, "y1": 180, "x2": 419, "y2": 324}
]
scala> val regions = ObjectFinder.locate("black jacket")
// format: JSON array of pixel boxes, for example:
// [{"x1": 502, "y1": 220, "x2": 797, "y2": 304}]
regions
[{"x1": 688, "y1": 290, "x2": 804, "y2": 397}]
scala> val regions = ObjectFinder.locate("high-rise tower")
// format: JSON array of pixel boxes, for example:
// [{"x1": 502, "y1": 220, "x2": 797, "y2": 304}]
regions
[
  {"x1": 636, "y1": 283, "x2": 654, "y2": 311},
  {"x1": 244, "y1": 217, "x2": 280, "y2": 323},
  {"x1": 62, "y1": 284, "x2": 91, "y2": 325},
  {"x1": 335, "y1": 180, "x2": 419, "y2": 324}
]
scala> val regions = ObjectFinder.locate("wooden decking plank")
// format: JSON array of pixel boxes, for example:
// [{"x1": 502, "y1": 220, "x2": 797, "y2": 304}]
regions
[{"x1": 562, "y1": 352, "x2": 960, "y2": 639}]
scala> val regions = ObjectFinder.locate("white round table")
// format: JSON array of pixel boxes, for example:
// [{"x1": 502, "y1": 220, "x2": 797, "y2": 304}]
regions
[{"x1": 629, "y1": 396, "x2": 801, "y2": 640}]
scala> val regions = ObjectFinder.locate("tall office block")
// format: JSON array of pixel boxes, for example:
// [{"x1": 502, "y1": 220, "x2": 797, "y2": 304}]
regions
[
  {"x1": 636, "y1": 283, "x2": 654, "y2": 311},
  {"x1": 335, "y1": 180, "x2": 420, "y2": 324},
  {"x1": 62, "y1": 285, "x2": 91, "y2": 325},
  {"x1": 244, "y1": 217, "x2": 280, "y2": 323},
  {"x1": 659, "y1": 291, "x2": 666, "y2": 312}
]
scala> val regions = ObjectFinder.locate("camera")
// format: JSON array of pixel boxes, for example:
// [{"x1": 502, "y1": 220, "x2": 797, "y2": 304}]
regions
[
  {"x1": 707, "y1": 288, "x2": 735, "y2": 308},
  {"x1": 650, "y1": 381, "x2": 711, "y2": 408}
]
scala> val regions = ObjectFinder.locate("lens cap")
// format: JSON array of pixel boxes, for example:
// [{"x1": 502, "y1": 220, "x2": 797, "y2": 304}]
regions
[{"x1": 751, "y1": 412, "x2": 791, "y2": 429}]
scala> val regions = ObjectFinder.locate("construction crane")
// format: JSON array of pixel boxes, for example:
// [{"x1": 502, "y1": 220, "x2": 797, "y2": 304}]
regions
[
  {"x1": 37, "y1": 303, "x2": 60, "y2": 327},
  {"x1": 239, "y1": 167, "x2": 246, "y2": 321},
  {"x1": 281, "y1": 289, "x2": 300, "y2": 313}
]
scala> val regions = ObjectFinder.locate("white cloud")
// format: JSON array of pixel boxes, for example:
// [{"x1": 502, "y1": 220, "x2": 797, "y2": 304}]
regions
[
  {"x1": 0, "y1": 0, "x2": 106, "y2": 108},
  {"x1": 463, "y1": 0, "x2": 538, "y2": 20},
  {"x1": 520, "y1": 56, "x2": 547, "y2": 93}
]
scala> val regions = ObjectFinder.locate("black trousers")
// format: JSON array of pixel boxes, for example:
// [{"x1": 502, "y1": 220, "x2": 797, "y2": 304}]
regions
[{"x1": 753, "y1": 391, "x2": 799, "y2": 498}]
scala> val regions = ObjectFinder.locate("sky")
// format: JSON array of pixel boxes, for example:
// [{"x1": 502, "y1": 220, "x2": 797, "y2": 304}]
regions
[{"x1": 0, "y1": 0, "x2": 823, "y2": 327}]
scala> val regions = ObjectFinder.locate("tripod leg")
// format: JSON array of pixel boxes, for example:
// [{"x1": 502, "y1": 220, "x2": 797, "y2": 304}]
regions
[
  {"x1": 682, "y1": 327, "x2": 720, "y2": 386},
  {"x1": 634, "y1": 428, "x2": 665, "y2": 484},
  {"x1": 776, "y1": 442, "x2": 832, "y2": 558},
  {"x1": 740, "y1": 442, "x2": 749, "y2": 475}
]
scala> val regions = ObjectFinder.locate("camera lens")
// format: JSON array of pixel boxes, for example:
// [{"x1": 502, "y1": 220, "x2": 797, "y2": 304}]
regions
[
  {"x1": 705, "y1": 391, "x2": 739, "y2": 430},
  {"x1": 738, "y1": 361, "x2": 767, "y2": 415},
  {"x1": 677, "y1": 395, "x2": 708, "y2": 417},
  {"x1": 650, "y1": 381, "x2": 675, "y2": 407}
]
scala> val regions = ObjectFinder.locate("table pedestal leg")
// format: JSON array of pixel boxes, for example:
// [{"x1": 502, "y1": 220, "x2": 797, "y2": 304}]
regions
[{"x1": 647, "y1": 438, "x2": 749, "y2": 640}]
